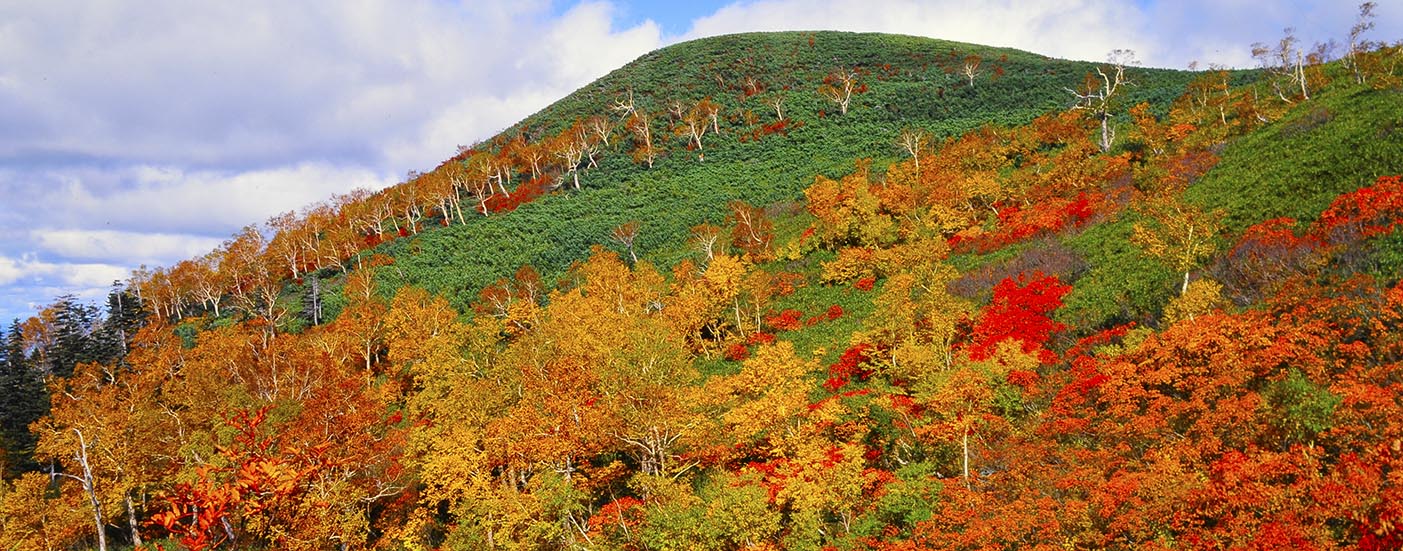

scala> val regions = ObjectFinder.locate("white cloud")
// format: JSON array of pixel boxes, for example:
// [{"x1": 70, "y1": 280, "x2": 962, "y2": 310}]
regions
[
  {"x1": 0, "y1": 256, "x2": 21, "y2": 286},
  {"x1": 378, "y1": 1, "x2": 664, "y2": 169},
  {"x1": 32, "y1": 230, "x2": 226, "y2": 265},
  {"x1": 0, "y1": 160, "x2": 396, "y2": 323},
  {"x1": 538, "y1": 2, "x2": 665, "y2": 87},
  {"x1": 682, "y1": 0, "x2": 1152, "y2": 64},
  {"x1": 96, "y1": 163, "x2": 392, "y2": 231},
  {"x1": 384, "y1": 90, "x2": 566, "y2": 172},
  {"x1": 678, "y1": 0, "x2": 1403, "y2": 69},
  {"x1": 0, "y1": 253, "x2": 127, "y2": 289},
  {"x1": 0, "y1": 0, "x2": 662, "y2": 171},
  {"x1": 0, "y1": 252, "x2": 145, "y2": 322},
  {"x1": 0, "y1": 0, "x2": 666, "y2": 323},
  {"x1": 3, "y1": 162, "x2": 394, "y2": 236}
]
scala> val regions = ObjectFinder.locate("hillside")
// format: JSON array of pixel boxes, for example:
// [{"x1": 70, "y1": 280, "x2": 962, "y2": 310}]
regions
[
  {"x1": 375, "y1": 32, "x2": 1203, "y2": 313},
  {"x1": 4, "y1": 30, "x2": 1403, "y2": 551}
]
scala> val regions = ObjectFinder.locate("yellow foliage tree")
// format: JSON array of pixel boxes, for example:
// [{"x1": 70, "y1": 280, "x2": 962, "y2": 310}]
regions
[
  {"x1": 708, "y1": 342, "x2": 816, "y2": 449},
  {"x1": 702, "y1": 253, "x2": 750, "y2": 339},
  {"x1": 1132, "y1": 193, "x2": 1226, "y2": 295},
  {"x1": 0, "y1": 473, "x2": 92, "y2": 551},
  {"x1": 1162, "y1": 277, "x2": 1229, "y2": 325},
  {"x1": 915, "y1": 343, "x2": 1032, "y2": 489},
  {"x1": 772, "y1": 430, "x2": 869, "y2": 545},
  {"x1": 804, "y1": 161, "x2": 898, "y2": 249},
  {"x1": 34, "y1": 358, "x2": 174, "y2": 548},
  {"x1": 862, "y1": 262, "x2": 970, "y2": 376}
]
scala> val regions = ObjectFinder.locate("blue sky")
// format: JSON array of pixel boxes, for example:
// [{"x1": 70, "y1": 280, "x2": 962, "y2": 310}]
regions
[
  {"x1": 599, "y1": 0, "x2": 733, "y2": 36},
  {"x1": 0, "y1": 0, "x2": 1398, "y2": 324}
]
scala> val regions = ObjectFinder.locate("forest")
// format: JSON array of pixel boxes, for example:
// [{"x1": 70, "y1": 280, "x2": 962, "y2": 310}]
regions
[{"x1": 3, "y1": 5, "x2": 1403, "y2": 550}]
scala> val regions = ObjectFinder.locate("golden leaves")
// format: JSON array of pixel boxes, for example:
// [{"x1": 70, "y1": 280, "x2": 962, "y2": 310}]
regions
[
  {"x1": 710, "y1": 342, "x2": 816, "y2": 446},
  {"x1": 1131, "y1": 193, "x2": 1226, "y2": 294},
  {"x1": 1163, "y1": 278, "x2": 1229, "y2": 325}
]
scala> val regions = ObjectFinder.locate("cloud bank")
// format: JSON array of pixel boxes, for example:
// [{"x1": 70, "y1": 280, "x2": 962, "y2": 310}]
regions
[{"x1": 680, "y1": 0, "x2": 1393, "y2": 70}]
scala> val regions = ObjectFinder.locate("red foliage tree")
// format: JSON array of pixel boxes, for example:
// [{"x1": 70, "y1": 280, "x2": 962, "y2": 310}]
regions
[
  {"x1": 765, "y1": 309, "x2": 804, "y2": 332},
  {"x1": 953, "y1": 193, "x2": 1098, "y2": 253},
  {"x1": 1217, "y1": 217, "x2": 1321, "y2": 304},
  {"x1": 1312, "y1": 174, "x2": 1403, "y2": 243},
  {"x1": 825, "y1": 343, "x2": 876, "y2": 391},
  {"x1": 728, "y1": 200, "x2": 775, "y2": 260},
  {"x1": 967, "y1": 273, "x2": 1071, "y2": 364}
]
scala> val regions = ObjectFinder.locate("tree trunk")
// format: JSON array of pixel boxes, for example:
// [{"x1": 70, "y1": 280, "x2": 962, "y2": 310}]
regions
[
  {"x1": 1099, "y1": 113, "x2": 1113, "y2": 152},
  {"x1": 126, "y1": 493, "x2": 143, "y2": 547},
  {"x1": 1296, "y1": 52, "x2": 1310, "y2": 100},
  {"x1": 74, "y1": 429, "x2": 108, "y2": 551},
  {"x1": 961, "y1": 426, "x2": 973, "y2": 490}
]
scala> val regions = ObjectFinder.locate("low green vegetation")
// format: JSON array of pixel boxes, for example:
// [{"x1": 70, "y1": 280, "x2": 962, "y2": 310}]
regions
[
  {"x1": 1188, "y1": 85, "x2": 1403, "y2": 232},
  {"x1": 381, "y1": 31, "x2": 1199, "y2": 311}
]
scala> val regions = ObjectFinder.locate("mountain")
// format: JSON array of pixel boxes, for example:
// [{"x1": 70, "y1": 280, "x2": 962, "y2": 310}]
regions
[
  {"x1": 4, "y1": 30, "x2": 1403, "y2": 551},
  {"x1": 376, "y1": 31, "x2": 1204, "y2": 313}
]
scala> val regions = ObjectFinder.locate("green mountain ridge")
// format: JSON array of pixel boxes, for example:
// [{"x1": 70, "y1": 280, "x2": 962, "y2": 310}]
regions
[{"x1": 375, "y1": 31, "x2": 1202, "y2": 313}]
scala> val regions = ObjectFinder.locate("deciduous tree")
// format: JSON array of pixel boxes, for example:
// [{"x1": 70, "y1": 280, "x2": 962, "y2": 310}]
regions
[
  {"x1": 898, "y1": 127, "x2": 930, "y2": 170},
  {"x1": 819, "y1": 67, "x2": 861, "y2": 115},
  {"x1": 610, "y1": 221, "x2": 642, "y2": 265},
  {"x1": 727, "y1": 201, "x2": 774, "y2": 261},
  {"x1": 961, "y1": 53, "x2": 982, "y2": 87},
  {"x1": 1132, "y1": 193, "x2": 1226, "y2": 295},
  {"x1": 1069, "y1": 49, "x2": 1137, "y2": 152},
  {"x1": 1347, "y1": 2, "x2": 1379, "y2": 84},
  {"x1": 551, "y1": 120, "x2": 593, "y2": 190},
  {"x1": 707, "y1": 342, "x2": 814, "y2": 448}
]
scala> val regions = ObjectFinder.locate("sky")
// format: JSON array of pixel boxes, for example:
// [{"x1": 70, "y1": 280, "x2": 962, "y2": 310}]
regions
[{"x1": 1, "y1": 0, "x2": 1399, "y2": 324}]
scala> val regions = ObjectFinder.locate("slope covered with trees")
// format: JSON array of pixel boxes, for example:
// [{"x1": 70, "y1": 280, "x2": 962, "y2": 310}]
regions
[
  {"x1": 4, "y1": 11, "x2": 1403, "y2": 551},
  {"x1": 378, "y1": 32, "x2": 1202, "y2": 312}
]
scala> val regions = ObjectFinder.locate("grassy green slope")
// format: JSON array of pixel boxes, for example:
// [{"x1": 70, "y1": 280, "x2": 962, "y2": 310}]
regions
[
  {"x1": 379, "y1": 31, "x2": 1198, "y2": 311},
  {"x1": 1188, "y1": 85, "x2": 1403, "y2": 233},
  {"x1": 1060, "y1": 83, "x2": 1403, "y2": 331}
]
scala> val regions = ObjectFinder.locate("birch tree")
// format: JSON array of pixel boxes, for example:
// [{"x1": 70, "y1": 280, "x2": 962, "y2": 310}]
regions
[
  {"x1": 818, "y1": 67, "x2": 860, "y2": 115},
  {"x1": 1068, "y1": 49, "x2": 1136, "y2": 152},
  {"x1": 1347, "y1": 2, "x2": 1378, "y2": 85}
]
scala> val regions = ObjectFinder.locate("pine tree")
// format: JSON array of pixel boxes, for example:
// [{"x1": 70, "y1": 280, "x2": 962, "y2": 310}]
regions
[
  {"x1": 96, "y1": 283, "x2": 147, "y2": 365},
  {"x1": 0, "y1": 319, "x2": 47, "y2": 476},
  {"x1": 46, "y1": 295, "x2": 101, "y2": 378}
]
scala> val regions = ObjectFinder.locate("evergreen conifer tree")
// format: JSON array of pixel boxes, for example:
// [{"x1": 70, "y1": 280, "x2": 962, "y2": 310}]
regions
[{"x1": 0, "y1": 320, "x2": 47, "y2": 476}]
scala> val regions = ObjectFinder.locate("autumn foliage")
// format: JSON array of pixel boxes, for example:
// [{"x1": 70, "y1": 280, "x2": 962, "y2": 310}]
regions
[
  {"x1": 1313, "y1": 174, "x2": 1403, "y2": 242},
  {"x1": 6, "y1": 25, "x2": 1403, "y2": 551},
  {"x1": 966, "y1": 273, "x2": 1070, "y2": 364}
]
